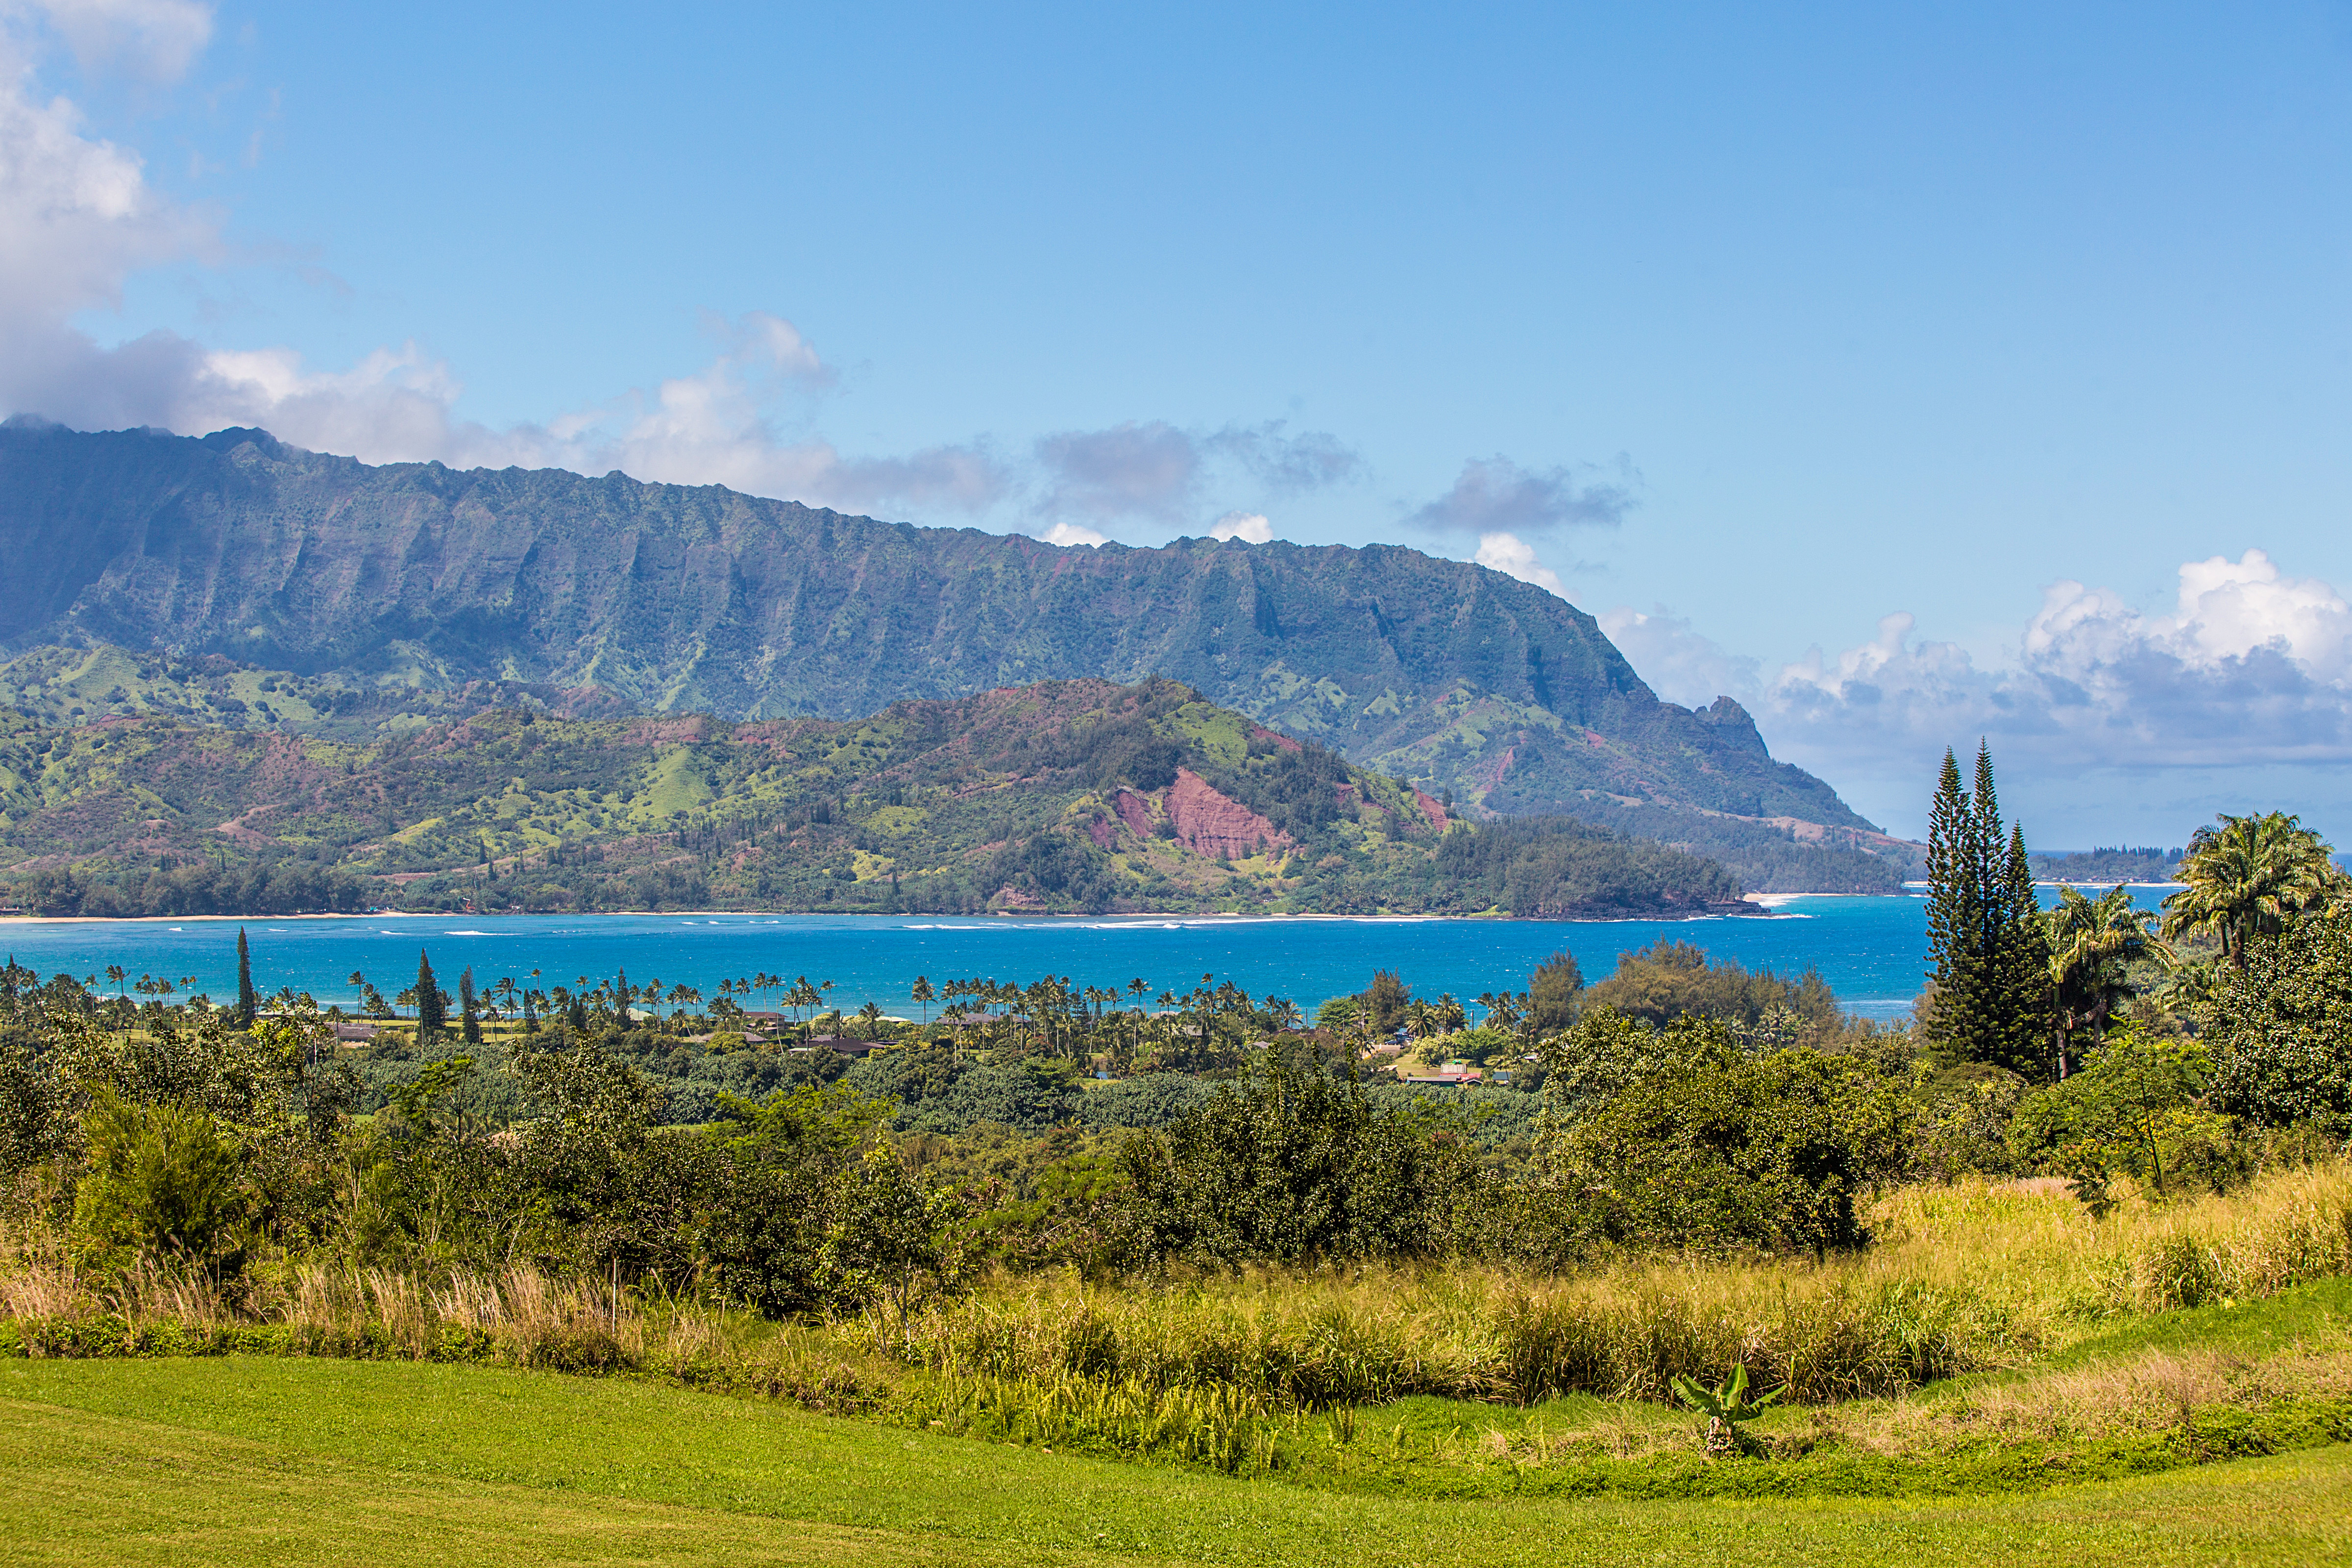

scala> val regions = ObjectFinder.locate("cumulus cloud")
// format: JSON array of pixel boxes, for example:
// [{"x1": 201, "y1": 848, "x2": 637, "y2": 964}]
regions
[
  {"x1": 1607, "y1": 549, "x2": 2352, "y2": 786},
  {"x1": 1598, "y1": 550, "x2": 2352, "y2": 837},
  {"x1": 0, "y1": 16, "x2": 216, "y2": 397},
  {"x1": 1209, "y1": 510, "x2": 1274, "y2": 543},
  {"x1": 0, "y1": 14, "x2": 1362, "y2": 536},
  {"x1": 1472, "y1": 531, "x2": 1566, "y2": 595},
  {"x1": 1408, "y1": 455, "x2": 1633, "y2": 536}
]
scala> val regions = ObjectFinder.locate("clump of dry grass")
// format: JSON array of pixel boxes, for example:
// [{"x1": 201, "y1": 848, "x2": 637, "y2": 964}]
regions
[{"x1": 1806, "y1": 1333, "x2": 2352, "y2": 1459}]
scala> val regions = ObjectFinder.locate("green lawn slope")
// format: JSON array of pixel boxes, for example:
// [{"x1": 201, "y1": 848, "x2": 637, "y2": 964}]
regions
[{"x1": 6, "y1": 1356, "x2": 2348, "y2": 1567}]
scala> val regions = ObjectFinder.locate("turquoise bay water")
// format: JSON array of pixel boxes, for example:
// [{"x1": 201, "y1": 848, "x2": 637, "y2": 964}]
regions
[{"x1": 0, "y1": 889, "x2": 2173, "y2": 1022}]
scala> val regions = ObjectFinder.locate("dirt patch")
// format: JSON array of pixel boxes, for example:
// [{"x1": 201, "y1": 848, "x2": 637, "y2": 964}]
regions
[{"x1": 1166, "y1": 768, "x2": 1292, "y2": 860}]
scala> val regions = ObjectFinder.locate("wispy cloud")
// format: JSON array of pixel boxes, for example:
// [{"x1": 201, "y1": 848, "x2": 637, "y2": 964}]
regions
[
  {"x1": 1030, "y1": 420, "x2": 1359, "y2": 531},
  {"x1": 1032, "y1": 420, "x2": 1200, "y2": 524},
  {"x1": 14, "y1": 0, "x2": 214, "y2": 81},
  {"x1": 1407, "y1": 455, "x2": 1634, "y2": 536}
]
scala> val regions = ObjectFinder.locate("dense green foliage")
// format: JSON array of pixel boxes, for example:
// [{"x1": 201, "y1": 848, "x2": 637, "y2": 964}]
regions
[
  {"x1": 1118, "y1": 1049, "x2": 1488, "y2": 1265},
  {"x1": 2205, "y1": 906, "x2": 2352, "y2": 1138},
  {"x1": 1577, "y1": 939, "x2": 1842, "y2": 1046},
  {"x1": 1, "y1": 679, "x2": 1754, "y2": 917},
  {"x1": 1544, "y1": 1019, "x2": 1911, "y2": 1254}
]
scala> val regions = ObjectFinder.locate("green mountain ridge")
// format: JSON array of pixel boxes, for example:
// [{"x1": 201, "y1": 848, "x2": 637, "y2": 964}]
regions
[
  {"x1": 0, "y1": 421, "x2": 1909, "y2": 891},
  {"x1": 0, "y1": 677, "x2": 1761, "y2": 918}
]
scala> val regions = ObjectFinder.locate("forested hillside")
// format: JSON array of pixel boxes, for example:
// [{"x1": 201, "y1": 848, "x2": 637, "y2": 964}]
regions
[{"x1": 0, "y1": 678, "x2": 1751, "y2": 918}]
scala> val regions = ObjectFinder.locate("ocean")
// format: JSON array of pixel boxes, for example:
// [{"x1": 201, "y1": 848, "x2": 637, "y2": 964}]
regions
[{"x1": 0, "y1": 888, "x2": 2178, "y2": 1022}]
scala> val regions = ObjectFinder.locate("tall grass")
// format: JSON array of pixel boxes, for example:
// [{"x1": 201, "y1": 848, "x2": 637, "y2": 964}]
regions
[
  {"x1": 4, "y1": 1161, "x2": 2350, "y2": 1479},
  {"x1": 867, "y1": 1162, "x2": 2352, "y2": 1407}
]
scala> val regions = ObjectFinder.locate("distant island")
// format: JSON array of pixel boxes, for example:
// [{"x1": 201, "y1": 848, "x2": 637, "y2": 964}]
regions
[{"x1": 2029, "y1": 846, "x2": 2183, "y2": 883}]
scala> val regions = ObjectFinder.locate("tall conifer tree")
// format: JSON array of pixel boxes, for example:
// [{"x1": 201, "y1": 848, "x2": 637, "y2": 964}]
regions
[
  {"x1": 1924, "y1": 743, "x2": 2053, "y2": 1076},
  {"x1": 1924, "y1": 750, "x2": 1983, "y2": 1056},
  {"x1": 233, "y1": 927, "x2": 259, "y2": 1029},
  {"x1": 459, "y1": 966, "x2": 482, "y2": 1045},
  {"x1": 416, "y1": 949, "x2": 446, "y2": 1037},
  {"x1": 1991, "y1": 822, "x2": 2053, "y2": 1073}
]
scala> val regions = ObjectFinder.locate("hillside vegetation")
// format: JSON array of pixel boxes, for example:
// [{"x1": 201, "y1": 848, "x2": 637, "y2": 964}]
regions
[
  {"x1": 0, "y1": 677, "x2": 1750, "y2": 917},
  {"x1": 0, "y1": 423, "x2": 1904, "y2": 881}
]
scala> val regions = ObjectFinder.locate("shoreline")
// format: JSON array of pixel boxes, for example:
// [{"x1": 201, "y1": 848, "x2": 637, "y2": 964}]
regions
[{"x1": 0, "y1": 903, "x2": 1806, "y2": 929}]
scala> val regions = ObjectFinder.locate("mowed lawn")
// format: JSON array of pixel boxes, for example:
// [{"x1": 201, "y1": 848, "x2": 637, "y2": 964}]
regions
[{"x1": 3, "y1": 1358, "x2": 2349, "y2": 1567}]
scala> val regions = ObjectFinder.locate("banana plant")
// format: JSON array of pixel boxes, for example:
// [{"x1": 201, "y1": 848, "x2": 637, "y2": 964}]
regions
[{"x1": 1669, "y1": 1364, "x2": 1785, "y2": 1456}]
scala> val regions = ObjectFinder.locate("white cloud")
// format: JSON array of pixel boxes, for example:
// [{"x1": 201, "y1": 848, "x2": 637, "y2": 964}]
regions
[
  {"x1": 1039, "y1": 521, "x2": 1108, "y2": 548},
  {"x1": 1602, "y1": 550, "x2": 2352, "y2": 836},
  {"x1": 1611, "y1": 549, "x2": 2352, "y2": 769},
  {"x1": 1472, "y1": 531, "x2": 1566, "y2": 596},
  {"x1": 0, "y1": 18, "x2": 1364, "y2": 536},
  {"x1": 1209, "y1": 510, "x2": 1273, "y2": 543},
  {"x1": 0, "y1": 20, "x2": 1011, "y2": 520}
]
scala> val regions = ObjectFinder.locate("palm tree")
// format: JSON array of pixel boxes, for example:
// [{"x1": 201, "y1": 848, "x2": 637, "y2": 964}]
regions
[
  {"x1": 2044, "y1": 885, "x2": 2162, "y2": 1077},
  {"x1": 911, "y1": 975, "x2": 935, "y2": 1026},
  {"x1": 2150, "y1": 953, "x2": 2220, "y2": 1019},
  {"x1": 2162, "y1": 812, "x2": 2339, "y2": 967}
]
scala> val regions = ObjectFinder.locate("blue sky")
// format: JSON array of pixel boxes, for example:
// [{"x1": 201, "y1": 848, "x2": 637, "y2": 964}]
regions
[{"x1": 6, "y1": 0, "x2": 2352, "y2": 843}]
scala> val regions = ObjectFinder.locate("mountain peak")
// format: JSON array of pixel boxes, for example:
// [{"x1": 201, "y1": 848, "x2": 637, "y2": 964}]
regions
[{"x1": 0, "y1": 422, "x2": 1877, "y2": 843}]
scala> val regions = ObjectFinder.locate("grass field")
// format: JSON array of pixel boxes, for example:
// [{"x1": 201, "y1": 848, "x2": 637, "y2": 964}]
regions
[{"x1": 6, "y1": 1355, "x2": 2351, "y2": 1567}]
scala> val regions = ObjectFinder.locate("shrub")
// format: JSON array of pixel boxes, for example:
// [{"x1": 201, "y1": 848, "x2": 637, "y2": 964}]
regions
[
  {"x1": 2205, "y1": 908, "x2": 2352, "y2": 1139},
  {"x1": 72, "y1": 1087, "x2": 246, "y2": 1272},
  {"x1": 1548, "y1": 1018, "x2": 1912, "y2": 1254},
  {"x1": 2010, "y1": 1024, "x2": 2246, "y2": 1207},
  {"x1": 1117, "y1": 1047, "x2": 1488, "y2": 1265}
]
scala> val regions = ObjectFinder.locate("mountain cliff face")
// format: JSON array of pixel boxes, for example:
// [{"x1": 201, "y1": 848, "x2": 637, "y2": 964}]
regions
[{"x1": 0, "y1": 421, "x2": 1873, "y2": 838}]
